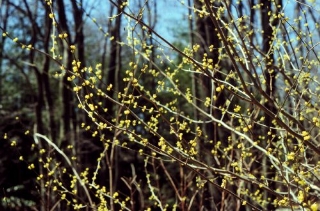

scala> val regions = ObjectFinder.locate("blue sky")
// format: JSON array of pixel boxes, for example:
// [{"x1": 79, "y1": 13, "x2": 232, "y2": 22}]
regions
[
  {"x1": 84, "y1": 0, "x2": 188, "y2": 43},
  {"x1": 155, "y1": 0, "x2": 189, "y2": 42}
]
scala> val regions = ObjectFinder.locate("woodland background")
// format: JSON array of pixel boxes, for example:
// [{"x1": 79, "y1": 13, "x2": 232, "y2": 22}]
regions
[{"x1": 1, "y1": 0, "x2": 320, "y2": 210}]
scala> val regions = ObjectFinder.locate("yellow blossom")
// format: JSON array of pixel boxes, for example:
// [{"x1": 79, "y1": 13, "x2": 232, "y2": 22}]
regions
[
  {"x1": 311, "y1": 203, "x2": 318, "y2": 211},
  {"x1": 287, "y1": 152, "x2": 295, "y2": 160}
]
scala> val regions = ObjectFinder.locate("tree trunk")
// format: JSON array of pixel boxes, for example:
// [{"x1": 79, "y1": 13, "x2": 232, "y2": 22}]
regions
[
  {"x1": 106, "y1": 2, "x2": 122, "y2": 210},
  {"x1": 260, "y1": 0, "x2": 279, "y2": 209},
  {"x1": 43, "y1": 3, "x2": 56, "y2": 144},
  {"x1": 194, "y1": 0, "x2": 230, "y2": 209}
]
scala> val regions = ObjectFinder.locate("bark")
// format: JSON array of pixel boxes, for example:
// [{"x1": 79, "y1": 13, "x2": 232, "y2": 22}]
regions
[
  {"x1": 260, "y1": 0, "x2": 279, "y2": 209},
  {"x1": 21, "y1": 1, "x2": 47, "y2": 210},
  {"x1": 70, "y1": 0, "x2": 89, "y2": 205},
  {"x1": 56, "y1": 0, "x2": 73, "y2": 139},
  {"x1": 56, "y1": 1, "x2": 76, "y2": 210},
  {"x1": 71, "y1": 0, "x2": 86, "y2": 128},
  {"x1": 194, "y1": 0, "x2": 230, "y2": 209},
  {"x1": 0, "y1": 0, "x2": 10, "y2": 104},
  {"x1": 106, "y1": 2, "x2": 122, "y2": 210},
  {"x1": 43, "y1": 3, "x2": 57, "y2": 144}
]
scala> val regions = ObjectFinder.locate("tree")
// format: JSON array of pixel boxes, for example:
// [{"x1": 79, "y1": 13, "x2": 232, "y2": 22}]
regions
[{"x1": 1, "y1": 0, "x2": 320, "y2": 210}]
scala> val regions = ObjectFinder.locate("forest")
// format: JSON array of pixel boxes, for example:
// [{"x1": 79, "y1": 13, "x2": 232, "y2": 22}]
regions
[{"x1": 1, "y1": 0, "x2": 320, "y2": 210}]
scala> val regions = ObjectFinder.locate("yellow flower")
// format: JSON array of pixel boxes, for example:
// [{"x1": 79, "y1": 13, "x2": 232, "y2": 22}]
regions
[
  {"x1": 297, "y1": 190, "x2": 304, "y2": 203},
  {"x1": 301, "y1": 131, "x2": 310, "y2": 140},
  {"x1": 70, "y1": 45, "x2": 76, "y2": 52},
  {"x1": 234, "y1": 105, "x2": 241, "y2": 113},
  {"x1": 287, "y1": 152, "x2": 295, "y2": 160},
  {"x1": 310, "y1": 203, "x2": 318, "y2": 211}
]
